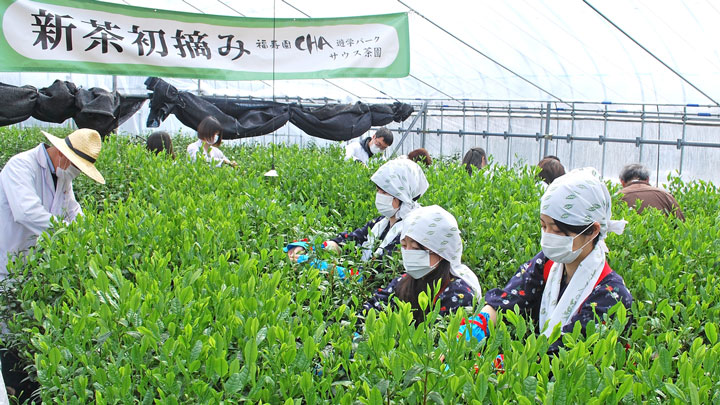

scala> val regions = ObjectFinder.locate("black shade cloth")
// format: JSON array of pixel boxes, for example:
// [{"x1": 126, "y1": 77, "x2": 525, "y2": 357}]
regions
[
  {"x1": 145, "y1": 77, "x2": 413, "y2": 141},
  {"x1": 146, "y1": 77, "x2": 290, "y2": 138},
  {"x1": 32, "y1": 80, "x2": 78, "y2": 123},
  {"x1": 0, "y1": 82, "x2": 37, "y2": 125},
  {"x1": 288, "y1": 101, "x2": 413, "y2": 141},
  {"x1": 0, "y1": 80, "x2": 146, "y2": 137},
  {"x1": 0, "y1": 76, "x2": 412, "y2": 141}
]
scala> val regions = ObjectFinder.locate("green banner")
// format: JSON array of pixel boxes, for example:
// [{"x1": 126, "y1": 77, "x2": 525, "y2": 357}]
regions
[{"x1": 0, "y1": 0, "x2": 410, "y2": 80}]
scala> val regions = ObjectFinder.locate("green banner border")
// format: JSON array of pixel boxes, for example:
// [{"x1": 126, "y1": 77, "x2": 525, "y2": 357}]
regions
[{"x1": 0, "y1": 0, "x2": 410, "y2": 80}]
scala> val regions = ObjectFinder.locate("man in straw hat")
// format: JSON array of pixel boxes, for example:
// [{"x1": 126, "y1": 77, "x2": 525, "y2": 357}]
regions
[{"x1": 0, "y1": 128, "x2": 104, "y2": 280}]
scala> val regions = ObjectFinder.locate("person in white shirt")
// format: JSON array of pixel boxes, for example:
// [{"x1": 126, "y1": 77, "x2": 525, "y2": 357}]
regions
[
  {"x1": 1, "y1": 129, "x2": 105, "y2": 402},
  {"x1": 186, "y1": 116, "x2": 238, "y2": 167},
  {"x1": 0, "y1": 128, "x2": 105, "y2": 280},
  {"x1": 344, "y1": 127, "x2": 394, "y2": 165}
]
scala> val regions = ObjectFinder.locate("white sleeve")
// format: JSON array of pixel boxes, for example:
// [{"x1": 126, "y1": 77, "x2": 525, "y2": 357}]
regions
[
  {"x1": 210, "y1": 147, "x2": 227, "y2": 167},
  {"x1": 0, "y1": 158, "x2": 52, "y2": 236},
  {"x1": 186, "y1": 142, "x2": 199, "y2": 162},
  {"x1": 63, "y1": 182, "x2": 83, "y2": 224},
  {"x1": 345, "y1": 143, "x2": 359, "y2": 161}
]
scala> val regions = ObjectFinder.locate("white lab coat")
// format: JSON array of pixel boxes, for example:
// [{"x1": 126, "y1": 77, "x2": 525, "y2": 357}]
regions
[
  {"x1": 186, "y1": 140, "x2": 228, "y2": 167},
  {"x1": 0, "y1": 144, "x2": 81, "y2": 279},
  {"x1": 344, "y1": 138, "x2": 372, "y2": 165}
]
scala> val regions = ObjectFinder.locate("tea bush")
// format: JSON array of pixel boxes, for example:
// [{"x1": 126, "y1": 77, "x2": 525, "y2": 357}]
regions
[{"x1": 1, "y1": 126, "x2": 719, "y2": 403}]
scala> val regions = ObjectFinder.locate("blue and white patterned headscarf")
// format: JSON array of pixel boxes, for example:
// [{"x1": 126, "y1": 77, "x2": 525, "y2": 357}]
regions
[
  {"x1": 540, "y1": 167, "x2": 627, "y2": 240},
  {"x1": 371, "y1": 158, "x2": 429, "y2": 220},
  {"x1": 401, "y1": 205, "x2": 481, "y2": 295}
]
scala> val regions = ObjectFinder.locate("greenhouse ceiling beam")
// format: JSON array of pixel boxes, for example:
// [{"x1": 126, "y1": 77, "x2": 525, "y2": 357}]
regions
[
  {"x1": 397, "y1": 0, "x2": 570, "y2": 107},
  {"x1": 583, "y1": 0, "x2": 720, "y2": 107},
  {"x1": 408, "y1": 75, "x2": 460, "y2": 103},
  {"x1": 216, "y1": 0, "x2": 246, "y2": 16},
  {"x1": 181, "y1": 0, "x2": 204, "y2": 14}
]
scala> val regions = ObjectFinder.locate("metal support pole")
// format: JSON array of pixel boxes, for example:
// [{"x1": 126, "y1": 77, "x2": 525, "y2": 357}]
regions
[
  {"x1": 420, "y1": 108, "x2": 427, "y2": 150},
  {"x1": 506, "y1": 104, "x2": 512, "y2": 165},
  {"x1": 555, "y1": 103, "x2": 561, "y2": 156},
  {"x1": 639, "y1": 104, "x2": 646, "y2": 162},
  {"x1": 679, "y1": 106, "x2": 687, "y2": 175},
  {"x1": 538, "y1": 105, "x2": 545, "y2": 163},
  {"x1": 391, "y1": 101, "x2": 429, "y2": 156},
  {"x1": 655, "y1": 106, "x2": 662, "y2": 186},
  {"x1": 462, "y1": 102, "x2": 466, "y2": 156},
  {"x1": 440, "y1": 105, "x2": 445, "y2": 157},
  {"x1": 601, "y1": 105, "x2": 608, "y2": 176},
  {"x1": 569, "y1": 103, "x2": 576, "y2": 170},
  {"x1": 543, "y1": 101, "x2": 551, "y2": 157},
  {"x1": 485, "y1": 104, "x2": 490, "y2": 153}
]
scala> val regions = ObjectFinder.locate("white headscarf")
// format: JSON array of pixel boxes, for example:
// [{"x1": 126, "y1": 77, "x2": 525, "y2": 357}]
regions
[
  {"x1": 401, "y1": 205, "x2": 482, "y2": 296},
  {"x1": 538, "y1": 167, "x2": 627, "y2": 337},
  {"x1": 371, "y1": 158, "x2": 429, "y2": 220},
  {"x1": 540, "y1": 167, "x2": 627, "y2": 241}
]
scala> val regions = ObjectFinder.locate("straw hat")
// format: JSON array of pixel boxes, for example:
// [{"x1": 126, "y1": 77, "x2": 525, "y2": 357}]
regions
[{"x1": 42, "y1": 129, "x2": 105, "y2": 184}]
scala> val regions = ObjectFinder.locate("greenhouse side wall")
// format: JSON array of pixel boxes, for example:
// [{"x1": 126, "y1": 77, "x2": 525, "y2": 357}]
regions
[{"x1": 2, "y1": 73, "x2": 719, "y2": 184}]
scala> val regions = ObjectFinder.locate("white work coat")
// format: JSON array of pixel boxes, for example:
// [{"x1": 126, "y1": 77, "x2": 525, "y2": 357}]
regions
[
  {"x1": 0, "y1": 144, "x2": 81, "y2": 279},
  {"x1": 344, "y1": 138, "x2": 374, "y2": 165},
  {"x1": 187, "y1": 140, "x2": 227, "y2": 167}
]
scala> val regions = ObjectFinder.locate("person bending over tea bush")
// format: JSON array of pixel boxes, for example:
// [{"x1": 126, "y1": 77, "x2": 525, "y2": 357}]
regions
[
  {"x1": 286, "y1": 159, "x2": 429, "y2": 275},
  {"x1": 186, "y1": 116, "x2": 238, "y2": 167},
  {"x1": 461, "y1": 147, "x2": 488, "y2": 176},
  {"x1": 344, "y1": 127, "x2": 393, "y2": 165},
  {"x1": 406, "y1": 148, "x2": 432, "y2": 167},
  {"x1": 537, "y1": 156, "x2": 565, "y2": 186},
  {"x1": 146, "y1": 131, "x2": 175, "y2": 158},
  {"x1": 363, "y1": 205, "x2": 482, "y2": 324},
  {"x1": 0, "y1": 128, "x2": 105, "y2": 402},
  {"x1": 460, "y1": 167, "x2": 633, "y2": 355}
]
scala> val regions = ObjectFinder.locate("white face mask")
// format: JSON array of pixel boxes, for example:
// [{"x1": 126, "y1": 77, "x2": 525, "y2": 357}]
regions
[
  {"x1": 369, "y1": 142, "x2": 382, "y2": 155},
  {"x1": 206, "y1": 134, "x2": 219, "y2": 145},
  {"x1": 375, "y1": 192, "x2": 398, "y2": 218},
  {"x1": 57, "y1": 165, "x2": 81, "y2": 182},
  {"x1": 402, "y1": 248, "x2": 439, "y2": 279},
  {"x1": 540, "y1": 225, "x2": 594, "y2": 264}
]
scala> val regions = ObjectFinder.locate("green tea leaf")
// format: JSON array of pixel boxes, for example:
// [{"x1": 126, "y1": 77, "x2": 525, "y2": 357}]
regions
[{"x1": 705, "y1": 323, "x2": 718, "y2": 345}]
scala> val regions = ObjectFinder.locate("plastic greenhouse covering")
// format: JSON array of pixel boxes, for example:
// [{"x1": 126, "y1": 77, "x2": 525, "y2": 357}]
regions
[{"x1": 2, "y1": 0, "x2": 720, "y2": 183}]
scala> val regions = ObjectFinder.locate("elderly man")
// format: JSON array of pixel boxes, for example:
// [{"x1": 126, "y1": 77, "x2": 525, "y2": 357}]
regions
[
  {"x1": 0, "y1": 128, "x2": 105, "y2": 279},
  {"x1": 344, "y1": 127, "x2": 394, "y2": 165},
  {"x1": 619, "y1": 163, "x2": 684, "y2": 220}
]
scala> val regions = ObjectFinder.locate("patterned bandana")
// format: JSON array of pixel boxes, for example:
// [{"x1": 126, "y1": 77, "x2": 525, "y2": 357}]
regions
[
  {"x1": 401, "y1": 205, "x2": 482, "y2": 295},
  {"x1": 371, "y1": 158, "x2": 429, "y2": 220},
  {"x1": 540, "y1": 167, "x2": 627, "y2": 240},
  {"x1": 538, "y1": 167, "x2": 626, "y2": 337}
]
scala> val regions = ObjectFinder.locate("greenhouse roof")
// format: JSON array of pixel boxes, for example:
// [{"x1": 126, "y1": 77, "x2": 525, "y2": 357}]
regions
[{"x1": 81, "y1": 0, "x2": 720, "y2": 106}]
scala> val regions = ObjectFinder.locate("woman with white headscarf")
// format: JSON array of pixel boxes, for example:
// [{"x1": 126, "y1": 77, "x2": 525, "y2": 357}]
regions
[
  {"x1": 363, "y1": 205, "x2": 482, "y2": 323},
  {"x1": 460, "y1": 168, "x2": 633, "y2": 355},
  {"x1": 286, "y1": 158, "x2": 429, "y2": 270}
]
